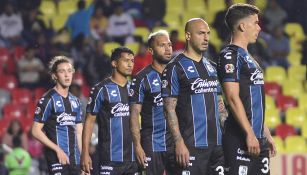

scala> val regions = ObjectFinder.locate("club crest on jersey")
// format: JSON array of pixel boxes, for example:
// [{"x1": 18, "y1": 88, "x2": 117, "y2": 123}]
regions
[
  {"x1": 57, "y1": 112, "x2": 76, "y2": 125},
  {"x1": 71, "y1": 100, "x2": 78, "y2": 108},
  {"x1": 250, "y1": 69, "x2": 264, "y2": 85},
  {"x1": 191, "y1": 78, "x2": 219, "y2": 94},
  {"x1": 225, "y1": 64, "x2": 234, "y2": 73},
  {"x1": 162, "y1": 80, "x2": 168, "y2": 88},
  {"x1": 238, "y1": 165, "x2": 248, "y2": 175},
  {"x1": 111, "y1": 103, "x2": 129, "y2": 117},
  {"x1": 205, "y1": 63, "x2": 215, "y2": 73},
  {"x1": 129, "y1": 89, "x2": 134, "y2": 96}
]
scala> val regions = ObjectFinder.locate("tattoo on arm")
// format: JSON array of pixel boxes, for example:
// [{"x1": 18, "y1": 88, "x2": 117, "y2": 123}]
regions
[
  {"x1": 130, "y1": 104, "x2": 142, "y2": 147},
  {"x1": 163, "y1": 97, "x2": 182, "y2": 143},
  {"x1": 218, "y1": 95, "x2": 228, "y2": 127}
]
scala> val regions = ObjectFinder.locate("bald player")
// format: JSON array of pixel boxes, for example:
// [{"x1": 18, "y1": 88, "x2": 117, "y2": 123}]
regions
[{"x1": 161, "y1": 18, "x2": 226, "y2": 175}]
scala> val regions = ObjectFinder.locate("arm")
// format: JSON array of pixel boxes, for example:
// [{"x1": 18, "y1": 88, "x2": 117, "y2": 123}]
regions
[
  {"x1": 130, "y1": 104, "x2": 146, "y2": 168},
  {"x1": 163, "y1": 97, "x2": 189, "y2": 168},
  {"x1": 31, "y1": 122, "x2": 69, "y2": 164},
  {"x1": 76, "y1": 123, "x2": 83, "y2": 152},
  {"x1": 81, "y1": 113, "x2": 96, "y2": 173},
  {"x1": 222, "y1": 82, "x2": 260, "y2": 156},
  {"x1": 263, "y1": 124, "x2": 276, "y2": 157},
  {"x1": 218, "y1": 95, "x2": 228, "y2": 129}
]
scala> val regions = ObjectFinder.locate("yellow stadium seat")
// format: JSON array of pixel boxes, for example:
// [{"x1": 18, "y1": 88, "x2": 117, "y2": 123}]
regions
[
  {"x1": 265, "y1": 95, "x2": 276, "y2": 110},
  {"x1": 272, "y1": 136, "x2": 285, "y2": 153},
  {"x1": 134, "y1": 27, "x2": 150, "y2": 43},
  {"x1": 52, "y1": 14, "x2": 69, "y2": 31},
  {"x1": 40, "y1": 0, "x2": 56, "y2": 16},
  {"x1": 125, "y1": 42, "x2": 140, "y2": 55},
  {"x1": 298, "y1": 93, "x2": 307, "y2": 113},
  {"x1": 152, "y1": 26, "x2": 170, "y2": 32},
  {"x1": 288, "y1": 50, "x2": 303, "y2": 66},
  {"x1": 265, "y1": 66, "x2": 286, "y2": 85},
  {"x1": 254, "y1": 0, "x2": 267, "y2": 10},
  {"x1": 282, "y1": 80, "x2": 304, "y2": 99},
  {"x1": 302, "y1": 122, "x2": 307, "y2": 139},
  {"x1": 103, "y1": 42, "x2": 121, "y2": 57},
  {"x1": 59, "y1": 0, "x2": 76, "y2": 15},
  {"x1": 305, "y1": 81, "x2": 307, "y2": 92},
  {"x1": 164, "y1": 13, "x2": 181, "y2": 29},
  {"x1": 265, "y1": 108, "x2": 281, "y2": 129},
  {"x1": 285, "y1": 108, "x2": 306, "y2": 129},
  {"x1": 288, "y1": 65, "x2": 306, "y2": 81},
  {"x1": 285, "y1": 23, "x2": 306, "y2": 42},
  {"x1": 285, "y1": 136, "x2": 307, "y2": 153}
]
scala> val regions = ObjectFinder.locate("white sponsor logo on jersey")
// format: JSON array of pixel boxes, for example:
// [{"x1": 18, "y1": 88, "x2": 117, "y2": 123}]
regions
[
  {"x1": 111, "y1": 103, "x2": 129, "y2": 117},
  {"x1": 153, "y1": 93, "x2": 163, "y2": 106},
  {"x1": 190, "y1": 78, "x2": 219, "y2": 94},
  {"x1": 57, "y1": 112, "x2": 76, "y2": 125},
  {"x1": 250, "y1": 69, "x2": 264, "y2": 85}
]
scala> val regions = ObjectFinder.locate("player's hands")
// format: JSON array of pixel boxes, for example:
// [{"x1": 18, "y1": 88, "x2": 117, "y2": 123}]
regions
[
  {"x1": 267, "y1": 136, "x2": 277, "y2": 157},
  {"x1": 81, "y1": 152, "x2": 93, "y2": 174},
  {"x1": 246, "y1": 133, "x2": 260, "y2": 156},
  {"x1": 175, "y1": 139, "x2": 190, "y2": 168},
  {"x1": 55, "y1": 147, "x2": 70, "y2": 165},
  {"x1": 135, "y1": 145, "x2": 147, "y2": 169}
]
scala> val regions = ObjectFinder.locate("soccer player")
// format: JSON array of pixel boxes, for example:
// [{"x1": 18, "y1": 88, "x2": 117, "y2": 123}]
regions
[
  {"x1": 217, "y1": 3, "x2": 276, "y2": 175},
  {"x1": 31, "y1": 56, "x2": 83, "y2": 175},
  {"x1": 129, "y1": 30, "x2": 178, "y2": 175},
  {"x1": 161, "y1": 18, "x2": 226, "y2": 175},
  {"x1": 81, "y1": 47, "x2": 138, "y2": 175}
]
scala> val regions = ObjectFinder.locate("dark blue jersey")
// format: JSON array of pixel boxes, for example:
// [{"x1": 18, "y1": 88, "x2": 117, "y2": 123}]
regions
[
  {"x1": 217, "y1": 44, "x2": 265, "y2": 138},
  {"x1": 130, "y1": 65, "x2": 172, "y2": 152},
  {"x1": 34, "y1": 89, "x2": 83, "y2": 165},
  {"x1": 161, "y1": 53, "x2": 222, "y2": 148},
  {"x1": 86, "y1": 77, "x2": 135, "y2": 162}
]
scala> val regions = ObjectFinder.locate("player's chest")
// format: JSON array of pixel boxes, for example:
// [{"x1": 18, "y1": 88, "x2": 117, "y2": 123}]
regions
[{"x1": 239, "y1": 56, "x2": 264, "y2": 85}]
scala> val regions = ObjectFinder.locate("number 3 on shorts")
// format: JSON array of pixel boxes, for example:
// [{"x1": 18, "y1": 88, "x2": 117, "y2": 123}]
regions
[
  {"x1": 215, "y1": 166, "x2": 224, "y2": 175},
  {"x1": 261, "y1": 157, "x2": 269, "y2": 174}
]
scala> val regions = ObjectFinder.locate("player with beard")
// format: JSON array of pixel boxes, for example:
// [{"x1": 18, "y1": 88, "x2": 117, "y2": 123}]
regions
[
  {"x1": 217, "y1": 3, "x2": 276, "y2": 175},
  {"x1": 31, "y1": 56, "x2": 83, "y2": 175},
  {"x1": 129, "y1": 30, "x2": 179, "y2": 175},
  {"x1": 161, "y1": 18, "x2": 227, "y2": 175},
  {"x1": 81, "y1": 47, "x2": 139, "y2": 175}
]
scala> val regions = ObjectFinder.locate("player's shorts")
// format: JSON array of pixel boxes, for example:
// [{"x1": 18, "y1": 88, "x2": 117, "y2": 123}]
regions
[
  {"x1": 141, "y1": 148, "x2": 179, "y2": 175},
  {"x1": 222, "y1": 122, "x2": 270, "y2": 175},
  {"x1": 180, "y1": 145, "x2": 225, "y2": 175},
  {"x1": 48, "y1": 163, "x2": 81, "y2": 175},
  {"x1": 99, "y1": 161, "x2": 139, "y2": 175}
]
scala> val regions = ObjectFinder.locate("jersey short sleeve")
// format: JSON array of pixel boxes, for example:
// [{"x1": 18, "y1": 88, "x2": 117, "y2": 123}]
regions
[
  {"x1": 130, "y1": 75, "x2": 146, "y2": 104},
  {"x1": 86, "y1": 85, "x2": 104, "y2": 115},
  {"x1": 161, "y1": 63, "x2": 180, "y2": 97},
  {"x1": 218, "y1": 49, "x2": 241, "y2": 82},
  {"x1": 34, "y1": 97, "x2": 52, "y2": 123}
]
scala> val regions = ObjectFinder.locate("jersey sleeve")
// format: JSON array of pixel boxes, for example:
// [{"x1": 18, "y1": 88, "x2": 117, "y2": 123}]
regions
[
  {"x1": 129, "y1": 75, "x2": 146, "y2": 104},
  {"x1": 161, "y1": 63, "x2": 180, "y2": 97},
  {"x1": 75, "y1": 99, "x2": 83, "y2": 123},
  {"x1": 218, "y1": 49, "x2": 241, "y2": 82},
  {"x1": 86, "y1": 85, "x2": 104, "y2": 115},
  {"x1": 33, "y1": 96, "x2": 52, "y2": 123}
]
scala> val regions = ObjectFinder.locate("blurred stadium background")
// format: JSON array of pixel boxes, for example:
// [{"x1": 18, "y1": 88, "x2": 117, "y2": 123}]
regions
[{"x1": 0, "y1": 0, "x2": 307, "y2": 174}]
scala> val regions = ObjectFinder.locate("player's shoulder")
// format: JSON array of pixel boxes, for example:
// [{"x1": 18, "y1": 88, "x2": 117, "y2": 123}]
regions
[
  {"x1": 220, "y1": 44, "x2": 239, "y2": 57},
  {"x1": 134, "y1": 65, "x2": 153, "y2": 80},
  {"x1": 165, "y1": 53, "x2": 185, "y2": 69},
  {"x1": 37, "y1": 89, "x2": 55, "y2": 106}
]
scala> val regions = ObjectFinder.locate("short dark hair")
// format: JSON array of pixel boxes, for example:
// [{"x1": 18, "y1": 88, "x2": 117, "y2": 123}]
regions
[
  {"x1": 110, "y1": 47, "x2": 134, "y2": 62},
  {"x1": 49, "y1": 56, "x2": 74, "y2": 74},
  {"x1": 225, "y1": 3, "x2": 259, "y2": 31}
]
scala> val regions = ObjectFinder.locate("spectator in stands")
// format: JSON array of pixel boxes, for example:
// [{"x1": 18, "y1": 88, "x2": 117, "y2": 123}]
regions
[
  {"x1": 2, "y1": 120, "x2": 28, "y2": 151},
  {"x1": 0, "y1": 2, "x2": 24, "y2": 48},
  {"x1": 69, "y1": 83, "x2": 87, "y2": 117},
  {"x1": 17, "y1": 46, "x2": 44, "y2": 89},
  {"x1": 122, "y1": 0, "x2": 143, "y2": 19},
  {"x1": 142, "y1": 0, "x2": 167, "y2": 30},
  {"x1": 267, "y1": 25, "x2": 290, "y2": 69},
  {"x1": 106, "y1": 5, "x2": 135, "y2": 45},
  {"x1": 85, "y1": 41, "x2": 112, "y2": 85},
  {"x1": 170, "y1": 30, "x2": 185, "y2": 56},
  {"x1": 263, "y1": 0, "x2": 287, "y2": 33},
  {"x1": 22, "y1": 8, "x2": 48, "y2": 45},
  {"x1": 90, "y1": 7, "x2": 108, "y2": 41},
  {"x1": 212, "y1": 0, "x2": 233, "y2": 43},
  {"x1": 4, "y1": 136, "x2": 32, "y2": 175},
  {"x1": 64, "y1": 0, "x2": 96, "y2": 40},
  {"x1": 132, "y1": 42, "x2": 152, "y2": 75}
]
